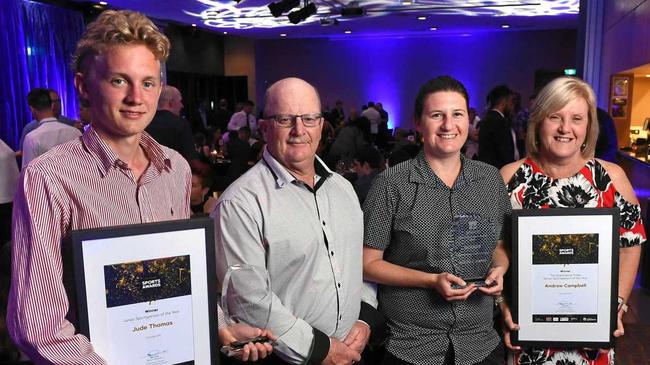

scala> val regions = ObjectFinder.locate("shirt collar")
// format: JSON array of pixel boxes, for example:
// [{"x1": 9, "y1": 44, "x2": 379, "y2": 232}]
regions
[
  {"x1": 38, "y1": 117, "x2": 58, "y2": 124},
  {"x1": 409, "y1": 150, "x2": 486, "y2": 188},
  {"x1": 81, "y1": 125, "x2": 172, "y2": 177},
  {"x1": 490, "y1": 109, "x2": 505, "y2": 118},
  {"x1": 262, "y1": 146, "x2": 332, "y2": 189}
]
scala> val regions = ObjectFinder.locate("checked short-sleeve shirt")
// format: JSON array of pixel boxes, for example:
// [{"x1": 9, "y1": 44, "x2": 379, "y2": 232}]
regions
[{"x1": 363, "y1": 151, "x2": 511, "y2": 365}]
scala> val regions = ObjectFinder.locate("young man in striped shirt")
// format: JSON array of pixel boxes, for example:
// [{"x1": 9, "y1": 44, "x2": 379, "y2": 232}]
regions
[{"x1": 9, "y1": 9, "x2": 275, "y2": 363}]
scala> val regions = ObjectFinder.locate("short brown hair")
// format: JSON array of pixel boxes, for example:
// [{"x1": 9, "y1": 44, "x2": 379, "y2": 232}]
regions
[
  {"x1": 526, "y1": 77, "x2": 599, "y2": 158},
  {"x1": 413, "y1": 76, "x2": 469, "y2": 121},
  {"x1": 72, "y1": 10, "x2": 170, "y2": 73}
]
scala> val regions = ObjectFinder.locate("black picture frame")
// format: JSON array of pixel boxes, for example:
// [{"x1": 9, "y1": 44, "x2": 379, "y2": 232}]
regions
[
  {"x1": 511, "y1": 208, "x2": 619, "y2": 348},
  {"x1": 70, "y1": 217, "x2": 218, "y2": 364}
]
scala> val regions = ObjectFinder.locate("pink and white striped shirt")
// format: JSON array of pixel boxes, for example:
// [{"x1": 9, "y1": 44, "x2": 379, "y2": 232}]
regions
[{"x1": 8, "y1": 126, "x2": 191, "y2": 364}]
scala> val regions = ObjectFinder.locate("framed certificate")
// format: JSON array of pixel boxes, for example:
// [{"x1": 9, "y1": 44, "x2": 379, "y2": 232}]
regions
[
  {"x1": 70, "y1": 217, "x2": 218, "y2": 365},
  {"x1": 511, "y1": 208, "x2": 619, "y2": 348}
]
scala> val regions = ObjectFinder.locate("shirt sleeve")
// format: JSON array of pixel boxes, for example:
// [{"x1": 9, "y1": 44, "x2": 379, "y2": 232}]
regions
[
  {"x1": 227, "y1": 113, "x2": 243, "y2": 132},
  {"x1": 213, "y1": 199, "x2": 320, "y2": 365},
  {"x1": 181, "y1": 159, "x2": 193, "y2": 219},
  {"x1": 21, "y1": 135, "x2": 37, "y2": 169},
  {"x1": 8, "y1": 166, "x2": 107, "y2": 365},
  {"x1": 614, "y1": 193, "x2": 646, "y2": 247},
  {"x1": 362, "y1": 173, "x2": 395, "y2": 250}
]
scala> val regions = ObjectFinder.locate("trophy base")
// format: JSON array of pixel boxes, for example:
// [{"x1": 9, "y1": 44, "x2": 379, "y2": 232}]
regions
[
  {"x1": 221, "y1": 336, "x2": 275, "y2": 357},
  {"x1": 451, "y1": 278, "x2": 495, "y2": 289}
]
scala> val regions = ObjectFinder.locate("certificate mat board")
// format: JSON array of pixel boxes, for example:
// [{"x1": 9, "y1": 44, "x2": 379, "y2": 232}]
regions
[
  {"x1": 71, "y1": 217, "x2": 217, "y2": 365},
  {"x1": 511, "y1": 208, "x2": 619, "y2": 348}
]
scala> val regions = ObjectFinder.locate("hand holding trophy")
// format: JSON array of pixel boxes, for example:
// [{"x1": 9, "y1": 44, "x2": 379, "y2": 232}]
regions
[{"x1": 221, "y1": 264, "x2": 276, "y2": 358}]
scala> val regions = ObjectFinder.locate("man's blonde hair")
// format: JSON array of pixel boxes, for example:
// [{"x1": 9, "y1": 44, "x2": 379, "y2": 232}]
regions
[
  {"x1": 72, "y1": 10, "x2": 170, "y2": 73},
  {"x1": 526, "y1": 77, "x2": 599, "y2": 158}
]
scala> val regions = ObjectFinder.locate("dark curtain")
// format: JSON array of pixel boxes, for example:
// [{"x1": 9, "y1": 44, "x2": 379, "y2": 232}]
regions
[{"x1": 0, "y1": 0, "x2": 84, "y2": 150}]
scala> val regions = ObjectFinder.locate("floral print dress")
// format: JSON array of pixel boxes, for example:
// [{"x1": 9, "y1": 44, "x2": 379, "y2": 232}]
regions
[{"x1": 506, "y1": 158, "x2": 646, "y2": 365}]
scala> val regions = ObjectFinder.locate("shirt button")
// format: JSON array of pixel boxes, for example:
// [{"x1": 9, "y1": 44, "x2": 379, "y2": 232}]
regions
[
  {"x1": 322, "y1": 220, "x2": 326, "y2": 226},
  {"x1": 330, "y1": 251, "x2": 334, "y2": 256},
  {"x1": 339, "y1": 315, "x2": 343, "y2": 320},
  {"x1": 338, "y1": 283, "x2": 341, "y2": 288}
]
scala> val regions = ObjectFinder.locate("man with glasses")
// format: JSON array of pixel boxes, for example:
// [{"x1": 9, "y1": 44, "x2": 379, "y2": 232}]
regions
[{"x1": 214, "y1": 77, "x2": 380, "y2": 364}]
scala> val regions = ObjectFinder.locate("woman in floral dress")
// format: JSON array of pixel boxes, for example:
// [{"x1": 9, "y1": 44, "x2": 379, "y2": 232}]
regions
[{"x1": 499, "y1": 77, "x2": 646, "y2": 365}]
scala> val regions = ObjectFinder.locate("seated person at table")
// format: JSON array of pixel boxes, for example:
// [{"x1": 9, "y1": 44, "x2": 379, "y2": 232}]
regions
[
  {"x1": 191, "y1": 168, "x2": 218, "y2": 216},
  {"x1": 352, "y1": 145, "x2": 383, "y2": 204}
]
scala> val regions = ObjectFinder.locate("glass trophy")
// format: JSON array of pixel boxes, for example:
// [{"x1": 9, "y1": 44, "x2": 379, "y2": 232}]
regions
[
  {"x1": 448, "y1": 213, "x2": 496, "y2": 289},
  {"x1": 221, "y1": 264, "x2": 274, "y2": 355}
]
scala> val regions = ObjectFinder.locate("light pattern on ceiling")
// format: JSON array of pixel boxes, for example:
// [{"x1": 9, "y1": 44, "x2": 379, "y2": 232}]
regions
[{"x1": 184, "y1": 0, "x2": 579, "y2": 30}]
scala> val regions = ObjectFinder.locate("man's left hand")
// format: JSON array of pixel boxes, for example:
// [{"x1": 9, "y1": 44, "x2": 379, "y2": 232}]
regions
[
  {"x1": 343, "y1": 321, "x2": 371, "y2": 354},
  {"x1": 477, "y1": 265, "x2": 505, "y2": 296}
]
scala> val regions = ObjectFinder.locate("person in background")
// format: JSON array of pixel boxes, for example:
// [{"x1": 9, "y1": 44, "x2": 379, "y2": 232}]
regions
[
  {"x1": 214, "y1": 98, "x2": 233, "y2": 133},
  {"x1": 48, "y1": 88, "x2": 77, "y2": 127},
  {"x1": 21, "y1": 88, "x2": 81, "y2": 168},
  {"x1": 499, "y1": 76, "x2": 645, "y2": 365},
  {"x1": 330, "y1": 99, "x2": 345, "y2": 126},
  {"x1": 352, "y1": 145, "x2": 383, "y2": 205},
  {"x1": 0, "y1": 138, "x2": 19, "y2": 244},
  {"x1": 228, "y1": 100, "x2": 258, "y2": 137},
  {"x1": 238, "y1": 126, "x2": 258, "y2": 146},
  {"x1": 190, "y1": 168, "x2": 218, "y2": 216},
  {"x1": 18, "y1": 89, "x2": 77, "y2": 150},
  {"x1": 595, "y1": 107, "x2": 619, "y2": 162},
  {"x1": 464, "y1": 107, "x2": 481, "y2": 159},
  {"x1": 479, "y1": 85, "x2": 517, "y2": 168},
  {"x1": 363, "y1": 76, "x2": 510, "y2": 365},
  {"x1": 362, "y1": 101, "x2": 381, "y2": 143},
  {"x1": 145, "y1": 85, "x2": 198, "y2": 163}
]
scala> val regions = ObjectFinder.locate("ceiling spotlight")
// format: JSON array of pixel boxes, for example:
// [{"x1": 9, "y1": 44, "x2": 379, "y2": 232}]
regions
[
  {"x1": 417, "y1": 16, "x2": 426, "y2": 20},
  {"x1": 341, "y1": 1, "x2": 365, "y2": 16},
  {"x1": 268, "y1": 0, "x2": 300, "y2": 18},
  {"x1": 191, "y1": 23, "x2": 197, "y2": 27},
  {"x1": 99, "y1": 1, "x2": 107, "y2": 5},
  {"x1": 223, "y1": 31, "x2": 228, "y2": 34},
  {"x1": 344, "y1": 30, "x2": 352, "y2": 34},
  {"x1": 402, "y1": 0, "x2": 413, "y2": 5},
  {"x1": 280, "y1": 33, "x2": 287, "y2": 37},
  {"x1": 501, "y1": 24, "x2": 510, "y2": 28},
  {"x1": 429, "y1": 27, "x2": 437, "y2": 31},
  {"x1": 288, "y1": 2, "x2": 317, "y2": 24}
]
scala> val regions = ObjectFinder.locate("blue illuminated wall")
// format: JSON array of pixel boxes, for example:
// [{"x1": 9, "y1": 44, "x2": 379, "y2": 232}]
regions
[
  {"x1": 0, "y1": 0, "x2": 84, "y2": 150},
  {"x1": 255, "y1": 29, "x2": 577, "y2": 130}
]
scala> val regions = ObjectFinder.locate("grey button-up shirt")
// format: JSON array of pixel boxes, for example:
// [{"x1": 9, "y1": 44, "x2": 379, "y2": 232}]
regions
[
  {"x1": 364, "y1": 152, "x2": 511, "y2": 365},
  {"x1": 214, "y1": 147, "x2": 363, "y2": 364}
]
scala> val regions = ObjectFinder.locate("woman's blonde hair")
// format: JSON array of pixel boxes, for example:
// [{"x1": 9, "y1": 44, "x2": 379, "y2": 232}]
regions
[
  {"x1": 526, "y1": 76, "x2": 599, "y2": 158},
  {"x1": 72, "y1": 10, "x2": 170, "y2": 73}
]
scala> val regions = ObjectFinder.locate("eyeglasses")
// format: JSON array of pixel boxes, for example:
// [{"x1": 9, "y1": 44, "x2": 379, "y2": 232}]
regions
[{"x1": 265, "y1": 113, "x2": 323, "y2": 128}]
